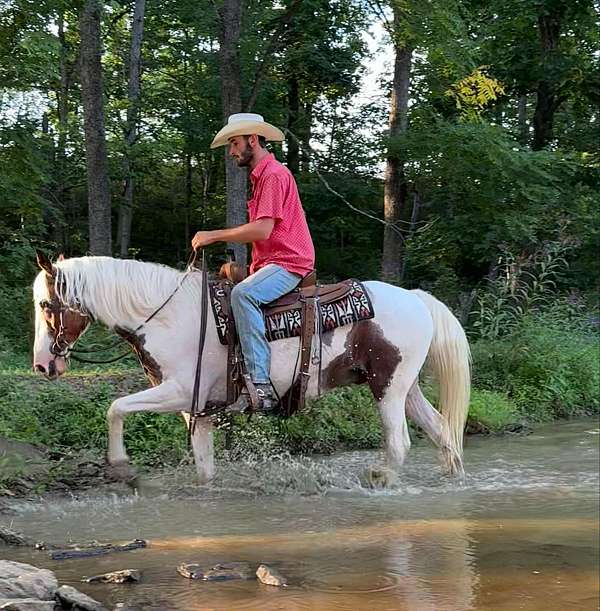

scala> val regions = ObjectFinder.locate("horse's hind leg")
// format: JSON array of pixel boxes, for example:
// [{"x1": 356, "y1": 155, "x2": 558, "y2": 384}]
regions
[
  {"x1": 405, "y1": 382, "x2": 463, "y2": 475},
  {"x1": 378, "y1": 374, "x2": 411, "y2": 471}
]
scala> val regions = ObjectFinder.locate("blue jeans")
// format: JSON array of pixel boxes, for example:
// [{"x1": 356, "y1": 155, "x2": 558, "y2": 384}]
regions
[{"x1": 230, "y1": 264, "x2": 301, "y2": 384}]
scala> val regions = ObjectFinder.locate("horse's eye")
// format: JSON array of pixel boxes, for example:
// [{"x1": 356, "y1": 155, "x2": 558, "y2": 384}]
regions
[{"x1": 39, "y1": 300, "x2": 51, "y2": 310}]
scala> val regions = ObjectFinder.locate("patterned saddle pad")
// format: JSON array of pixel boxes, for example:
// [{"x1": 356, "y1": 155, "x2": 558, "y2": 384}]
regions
[{"x1": 210, "y1": 279, "x2": 375, "y2": 345}]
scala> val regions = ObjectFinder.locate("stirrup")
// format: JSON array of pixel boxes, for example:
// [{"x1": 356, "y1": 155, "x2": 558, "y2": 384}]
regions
[{"x1": 226, "y1": 378, "x2": 276, "y2": 414}]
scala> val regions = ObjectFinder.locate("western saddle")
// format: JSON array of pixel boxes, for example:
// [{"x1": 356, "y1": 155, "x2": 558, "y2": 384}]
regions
[{"x1": 216, "y1": 262, "x2": 352, "y2": 416}]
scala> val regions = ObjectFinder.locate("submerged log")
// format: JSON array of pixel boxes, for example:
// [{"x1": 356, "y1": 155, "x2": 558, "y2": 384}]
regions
[
  {"x1": 50, "y1": 539, "x2": 146, "y2": 560},
  {"x1": 177, "y1": 562, "x2": 254, "y2": 581}
]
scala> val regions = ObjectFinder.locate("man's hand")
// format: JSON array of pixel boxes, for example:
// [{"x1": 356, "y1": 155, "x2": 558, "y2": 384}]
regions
[{"x1": 191, "y1": 231, "x2": 216, "y2": 250}]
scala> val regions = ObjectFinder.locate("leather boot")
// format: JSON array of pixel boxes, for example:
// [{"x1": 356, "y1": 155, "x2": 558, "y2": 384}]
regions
[{"x1": 226, "y1": 383, "x2": 276, "y2": 414}]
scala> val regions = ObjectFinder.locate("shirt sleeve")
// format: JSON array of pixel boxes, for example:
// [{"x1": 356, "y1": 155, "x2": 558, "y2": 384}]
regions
[{"x1": 254, "y1": 174, "x2": 285, "y2": 221}]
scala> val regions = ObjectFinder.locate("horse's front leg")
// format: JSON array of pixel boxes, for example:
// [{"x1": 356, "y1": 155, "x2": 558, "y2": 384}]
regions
[
  {"x1": 106, "y1": 380, "x2": 188, "y2": 482},
  {"x1": 180, "y1": 412, "x2": 214, "y2": 484}
]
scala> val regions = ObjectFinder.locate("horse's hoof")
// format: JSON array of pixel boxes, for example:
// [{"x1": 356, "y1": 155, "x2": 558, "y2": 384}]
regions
[
  {"x1": 105, "y1": 460, "x2": 138, "y2": 485},
  {"x1": 360, "y1": 466, "x2": 398, "y2": 489},
  {"x1": 440, "y1": 447, "x2": 465, "y2": 479}
]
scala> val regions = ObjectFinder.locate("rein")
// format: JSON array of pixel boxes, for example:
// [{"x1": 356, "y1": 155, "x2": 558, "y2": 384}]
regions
[{"x1": 188, "y1": 249, "x2": 209, "y2": 442}]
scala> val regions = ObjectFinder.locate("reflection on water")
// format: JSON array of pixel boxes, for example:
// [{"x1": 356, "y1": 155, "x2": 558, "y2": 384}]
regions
[{"x1": 2, "y1": 420, "x2": 599, "y2": 610}]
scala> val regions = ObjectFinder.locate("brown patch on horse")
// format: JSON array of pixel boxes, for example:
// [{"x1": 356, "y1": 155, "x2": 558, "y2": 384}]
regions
[
  {"x1": 115, "y1": 327, "x2": 163, "y2": 386},
  {"x1": 321, "y1": 320, "x2": 402, "y2": 401}
]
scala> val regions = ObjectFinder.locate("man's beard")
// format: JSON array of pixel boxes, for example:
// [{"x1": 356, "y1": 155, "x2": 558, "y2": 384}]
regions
[{"x1": 234, "y1": 142, "x2": 254, "y2": 167}]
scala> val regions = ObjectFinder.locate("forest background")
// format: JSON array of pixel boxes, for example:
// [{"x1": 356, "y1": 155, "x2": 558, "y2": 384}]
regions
[{"x1": 0, "y1": 0, "x2": 598, "y2": 478}]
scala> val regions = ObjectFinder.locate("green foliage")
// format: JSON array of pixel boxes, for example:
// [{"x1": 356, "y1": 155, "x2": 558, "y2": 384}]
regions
[
  {"x1": 445, "y1": 67, "x2": 505, "y2": 120},
  {"x1": 471, "y1": 313, "x2": 599, "y2": 421},
  {"x1": 472, "y1": 240, "x2": 572, "y2": 340},
  {"x1": 282, "y1": 386, "x2": 382, "y2": 453},
  {"x1": 467, "y1": 388, "x2": 520, "y2": 433},
  {"x1": 0, "y1": 363, "x2": 188, "y2": 467}
]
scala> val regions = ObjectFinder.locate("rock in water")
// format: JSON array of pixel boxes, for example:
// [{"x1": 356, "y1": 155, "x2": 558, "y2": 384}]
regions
[
  {"x1": 55, "y1": 585, "x2": 107, "y2": 611},
  {"x1": 176, "y1": 563, "x2": 204, "y2": 580},
  {"x1": 177, "y1": 562, "x2": 254, "y2": 581},
  {"x1": 0, "y1": 526, "x2": 31, "y2": 546},
  {"x1": 0, "y1": 601, "x2": 56, "y2": 610},
  {"x1": 0, "y1": 560, "x2": 58, "y2": 600},
  {"x1": 256, "y1": 564, "x2": 288, "y2": 587},
  {"x1": 84, "y1": 570, "x2": 141, "y2": 584}
]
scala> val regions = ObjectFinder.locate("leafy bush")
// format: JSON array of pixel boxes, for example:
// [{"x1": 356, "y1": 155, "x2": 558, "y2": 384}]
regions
[
  {"x1": 472, "y1": 241, "x2": 572, "y2": 340},
  {"x1": 472, "y1": 313, "x2": 599, "y2": 421},
  {"x1": 0, "y1": 367, "x2": 188, "y2": 466},
  {"x1": 282, "y1": 386, "x2": 382, "y2": 453},
  {"x1": 467, "y1": 388, "x2": 521, "y2": 433}
]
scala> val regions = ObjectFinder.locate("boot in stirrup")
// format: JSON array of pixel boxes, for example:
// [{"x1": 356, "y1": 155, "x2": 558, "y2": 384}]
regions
[{"x1": 227, "y1": 380, "x2": 276, "y2": 415}]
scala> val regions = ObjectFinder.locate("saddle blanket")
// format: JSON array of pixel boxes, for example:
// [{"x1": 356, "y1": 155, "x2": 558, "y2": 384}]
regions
[{"x1": 210, "y1": 279, "x2": 375, "y2": 345}]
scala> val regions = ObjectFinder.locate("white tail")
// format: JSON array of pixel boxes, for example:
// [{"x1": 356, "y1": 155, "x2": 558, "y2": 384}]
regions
[{"x1": 413, "y1": 289, "x2": 471, "y2": 474}]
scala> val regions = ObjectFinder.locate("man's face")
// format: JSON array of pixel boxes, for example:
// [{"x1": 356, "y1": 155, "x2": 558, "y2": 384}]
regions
[{"x1": 228, "y1": 136, "x2": 254, "y2": 167}]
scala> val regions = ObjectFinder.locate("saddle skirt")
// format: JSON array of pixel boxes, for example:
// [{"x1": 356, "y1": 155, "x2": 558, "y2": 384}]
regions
[{"x1": 210, "y1": 279, "x2": 375, "y2": 345}]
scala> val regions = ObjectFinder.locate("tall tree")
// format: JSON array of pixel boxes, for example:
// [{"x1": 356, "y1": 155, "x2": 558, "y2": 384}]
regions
[
  {"x1": 79, "y1": 0, "x2": 112, "y2": 255},
  {"x1": 216, "y1": 0, "x2": 246, "y2": 265},
  {"x1": 382, "y1": 4, "x2": 412, "y2": 283},
  {"x1": 381, "y1": 2, "x2": 413, "y2": 282},
  {"x1": 117, "y1": 0, "x2": 146, "y2": 257}
]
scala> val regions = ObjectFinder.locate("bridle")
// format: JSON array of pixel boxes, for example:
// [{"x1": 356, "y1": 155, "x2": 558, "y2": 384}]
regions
[{"x1": 40, "y1": 296, "x2": 93, "y2": 359}]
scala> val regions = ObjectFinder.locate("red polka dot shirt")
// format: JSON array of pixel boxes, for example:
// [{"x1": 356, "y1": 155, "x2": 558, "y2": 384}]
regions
[{"x1": 248, "y1": 153, "x2": 315, "y2": 277}]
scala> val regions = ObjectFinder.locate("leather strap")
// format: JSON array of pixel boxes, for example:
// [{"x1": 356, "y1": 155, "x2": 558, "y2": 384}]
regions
[
  {"x1": 189, "y1": 250, "x2": 209, "y2": 439},
  {"x1": 286, "y1": 290, "x2": 318, "y2": 415}
]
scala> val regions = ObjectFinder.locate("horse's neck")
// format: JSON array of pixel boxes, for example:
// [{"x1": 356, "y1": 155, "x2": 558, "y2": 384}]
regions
[{"x1": 77, "y1": 259, "x2": 199, "y2": 330}]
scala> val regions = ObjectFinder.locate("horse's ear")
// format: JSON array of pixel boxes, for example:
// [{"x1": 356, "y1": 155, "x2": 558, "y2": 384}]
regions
[
  {"x1": 35, "y1": 250, "x2": 54, "y2": 276},
  {"x1": 57, "y1": 253, "x2": 65, "y2": 262}
]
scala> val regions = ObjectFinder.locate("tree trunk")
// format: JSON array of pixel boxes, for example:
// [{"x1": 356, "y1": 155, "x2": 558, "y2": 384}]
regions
[
  {"x1": 55, "y1": 12, "x2": 70, "y2": 250},
  {"x1": 79, "y1": 0, "x2": 112, "y2": 255},
  {"x1": 399, "y1": 189, "x2": 420, "y2": 283},
  {"x1": 217, "y1": 0, "x2": 247, "y2": 265},
  {"x1": 382, "y1": 10, "x2": 412, "y2": 284},
  {"x1": 118, "y1": 0, "x2": 145, "y2": 258},
  {"x1": 532, "y1": 6, "x2": 564, "y2": 150},
  {"x1": 286, "y1": 75, "x2": 300, "y2": 176},
  {"x1": 184, "y1": 150, "x2": 192, "y2": 251},
  {"x1": 517, "y1": 94, "x2": 528, "y2": 145},
  {"x1": 300, "y1": 101, "x2": 312, "y2": 172}
]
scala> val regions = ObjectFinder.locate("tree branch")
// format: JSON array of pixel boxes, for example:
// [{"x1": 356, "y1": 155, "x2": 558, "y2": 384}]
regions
[{"x1": 245, "y1": 0, "x2": 302, "y2": 111}]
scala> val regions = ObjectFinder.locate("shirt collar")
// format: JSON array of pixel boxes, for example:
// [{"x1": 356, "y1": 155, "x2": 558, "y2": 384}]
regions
[{"x1": 250, "y1": 153, "x2": 275, "y2": 184}]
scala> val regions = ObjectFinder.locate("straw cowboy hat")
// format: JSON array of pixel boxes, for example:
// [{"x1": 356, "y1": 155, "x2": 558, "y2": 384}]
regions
[{"x1": 210, "y1": 113, "x2": 285, "y2": 149}]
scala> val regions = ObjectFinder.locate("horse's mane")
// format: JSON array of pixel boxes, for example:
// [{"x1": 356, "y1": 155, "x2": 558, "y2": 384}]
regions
[{"x1": 52, "y1": 256, "x2": 185, "y2": 327}]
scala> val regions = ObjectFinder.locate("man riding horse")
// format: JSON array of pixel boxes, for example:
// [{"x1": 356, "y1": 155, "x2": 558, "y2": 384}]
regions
[{"x1": 191, "y1": 113, "x2": 315, "y2": 414}]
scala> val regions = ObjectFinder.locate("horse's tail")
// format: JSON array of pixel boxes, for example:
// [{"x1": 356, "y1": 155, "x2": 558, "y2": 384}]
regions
[{"x1": 412, "y1": 289, "x2": 471, "y2": 474}]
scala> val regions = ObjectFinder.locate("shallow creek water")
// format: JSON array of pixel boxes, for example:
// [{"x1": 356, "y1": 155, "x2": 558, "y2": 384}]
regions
[{"x1": 2, "y1": 420, "x2": 599, "y2": 610}]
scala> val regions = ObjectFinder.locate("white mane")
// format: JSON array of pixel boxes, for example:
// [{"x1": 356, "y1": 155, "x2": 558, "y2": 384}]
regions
[{"x1": 52, "y1": 256, "x2": 185, "y2": 328}]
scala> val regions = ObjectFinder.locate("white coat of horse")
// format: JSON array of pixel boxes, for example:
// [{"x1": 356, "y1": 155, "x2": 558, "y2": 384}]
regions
[{"x1": 32, "y1": 255, "x2": 470, "y2": 485}]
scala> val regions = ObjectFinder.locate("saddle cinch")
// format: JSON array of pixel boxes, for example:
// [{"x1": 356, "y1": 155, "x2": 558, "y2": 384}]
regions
[{"x1": 210, "y1": 262, "x2": 375, "y2": 416}]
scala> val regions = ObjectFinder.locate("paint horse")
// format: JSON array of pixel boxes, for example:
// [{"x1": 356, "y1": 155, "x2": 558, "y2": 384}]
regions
[{"x1": 32, "y1": 253, "x2": 471, "y2": 486}]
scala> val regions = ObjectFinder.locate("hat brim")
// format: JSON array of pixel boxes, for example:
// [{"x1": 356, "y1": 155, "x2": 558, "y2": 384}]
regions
[{"x1": 210, "y1": 121, "x2": 284, "y2": 149}]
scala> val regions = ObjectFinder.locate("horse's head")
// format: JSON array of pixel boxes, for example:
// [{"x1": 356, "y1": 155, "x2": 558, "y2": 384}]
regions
[{"x1": 32, "y1": 252, "x2": 92, "y2": 379}]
